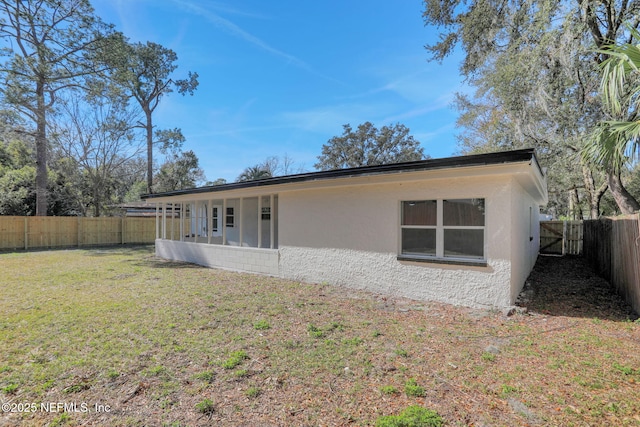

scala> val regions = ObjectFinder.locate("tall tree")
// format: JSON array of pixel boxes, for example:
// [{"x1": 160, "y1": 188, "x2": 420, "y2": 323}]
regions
[
  {"x1": 51, "y1": 95, "x2": 143, "y2": 216},
  {"x1": 0, "y1": 0, "x2": 117, "y2": 215},
  {"x1": 423, "y1": 0, "x2": 640, "y2": 216},
  {"x1": 315, "y1": 122, "x2": 425, "y2": 171},
  {"x1": 154, "y1": 150, "x2": 205, "y2": 192},
  {"x1": 113, "y1": 41, "x2": 198, "y2": 194}
]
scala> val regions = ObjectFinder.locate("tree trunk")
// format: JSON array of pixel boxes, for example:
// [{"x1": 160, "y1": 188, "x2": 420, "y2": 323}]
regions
[
  {"x1": 93, "y1": 186, "x2": 100, "y2": 217},
  {"x1": 581, "y1": 164, "x2": 608, "y2": 219},
  {"x1": 568, "y1": 189, "x2": 583, "y2": 220},
  {"x1": 607, "y1": 169, "x2": 640, "y2": 214},
  {"x1": 146, "y1": 108, "x2": 154, "y2": 194},
  {"x1": 35, "y1": 80, "x2": 48, "y2": 216}
]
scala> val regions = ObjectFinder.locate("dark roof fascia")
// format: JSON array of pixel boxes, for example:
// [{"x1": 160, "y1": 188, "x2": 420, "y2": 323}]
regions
[{"x1": 142, "y1": 148, "x2": 540, "y2": 200}]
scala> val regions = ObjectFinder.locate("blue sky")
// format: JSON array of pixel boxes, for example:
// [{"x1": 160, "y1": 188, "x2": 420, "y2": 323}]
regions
[{"x1": 92, "y1": 0, "x2": 466, "y2": 182}]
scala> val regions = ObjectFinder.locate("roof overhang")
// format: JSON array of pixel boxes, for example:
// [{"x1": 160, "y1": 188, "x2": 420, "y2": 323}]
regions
[{"x1": 142, "y1": 149, "x2": 548, "y2": 205}]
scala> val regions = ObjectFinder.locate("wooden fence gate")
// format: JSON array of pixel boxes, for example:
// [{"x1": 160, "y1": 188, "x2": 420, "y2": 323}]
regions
[{"x1": 540, "y1": 220, "x2": 583, "y2": 255}]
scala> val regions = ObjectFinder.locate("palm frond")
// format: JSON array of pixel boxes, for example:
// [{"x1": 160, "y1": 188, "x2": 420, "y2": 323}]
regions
[
  {"x1": 586, "y1": 23, "x2": 640, "y2": 172},
  {"x1": 597, "y1": 24, "x2": 640, "y2": 116},
  {"x1": 584, "y1": 121, "x2": 640, "y2": 172}
]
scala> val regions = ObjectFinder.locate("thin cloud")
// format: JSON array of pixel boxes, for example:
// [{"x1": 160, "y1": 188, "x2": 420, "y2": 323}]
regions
[
  {"x1": 170, "y1": 0, "x2": 343, "y2": 84},
  {"x1": 343, "y1": 69, "x2": 432, "y2": 100},
  {"x1": 381, "y1": 94, "x2": 455, "y2": 124},
  {"x1": 280, "y1": 102, "x2": 389, "y2": 134}
]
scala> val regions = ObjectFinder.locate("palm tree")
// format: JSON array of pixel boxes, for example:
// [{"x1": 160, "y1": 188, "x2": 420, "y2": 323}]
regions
[
  {"x1": 236, "y1": 165, "x2": 272, "y2": 182},
  {"x1": 584, "y1": 25, "x2": 640, "y2": 213}
]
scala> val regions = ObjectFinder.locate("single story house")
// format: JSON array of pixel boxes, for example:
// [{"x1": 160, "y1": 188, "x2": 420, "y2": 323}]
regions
[{"x1": 142, "y1": 149, "x2": 548, "y2": 309}]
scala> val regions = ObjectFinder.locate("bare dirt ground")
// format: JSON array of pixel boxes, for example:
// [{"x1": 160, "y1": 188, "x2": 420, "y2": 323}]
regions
[{"x1": 517, "y1": 255, "x2": 638, "y2": 321}]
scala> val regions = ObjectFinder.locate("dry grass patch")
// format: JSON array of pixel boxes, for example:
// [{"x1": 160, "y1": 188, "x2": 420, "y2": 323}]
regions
[{"x1": 0, "y1": 247, "x2": 638, "y2": 426}]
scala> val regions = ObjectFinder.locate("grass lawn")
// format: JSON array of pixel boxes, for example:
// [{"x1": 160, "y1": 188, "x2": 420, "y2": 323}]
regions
[{"x1": 0, "y1": 246, "x2": 639, "y2": 426}]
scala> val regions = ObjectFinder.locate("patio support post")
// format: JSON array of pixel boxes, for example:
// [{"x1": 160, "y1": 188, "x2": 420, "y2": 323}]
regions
[
  {"x1": 208, "y1": 200, "x2": 212, "y2": 244},
  {"x1": 155, "y1": 203, "x2": 160, "y2": 240},
  {"x1": 170, "y1": 203, "x2": 174, "y2": 240},
  {"x1": 239, "y1": 198, "x2": 244, "y2": 247},
  {"x1": 270, "y1": 194, "x2": 275, "y2": 249},
  {"x1": 258, "y1": 196, "x2": 262, "y2": 248},
  {"x1": 162, "y1": 202, "x2": 167, "y2": 240},
  {"x1": 222, "y1": 199, "x2": 227, "y2": 245},
  {"x1": 180, "y1": 203, "x2": 184, "y2": 242},
  {"x1": 194, "y1": 200, "x2": 199, "y2": 242}
]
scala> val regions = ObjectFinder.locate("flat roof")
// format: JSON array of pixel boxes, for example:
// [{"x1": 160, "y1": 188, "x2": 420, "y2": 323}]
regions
[{"x1": 142, "y1": 148, "x2": 542, "y2": 200}]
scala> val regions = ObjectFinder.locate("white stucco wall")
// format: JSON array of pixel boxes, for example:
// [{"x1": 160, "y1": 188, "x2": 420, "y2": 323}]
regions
[
  {"x1": 277, "y1": 174, "x2": 517, "y2": 308},
  {"x1": 508, "y1": 178, "x2": 541, "y2": 302},
  {"x1": 150, "y1": 159, "x2": 546, "y2": 309},
  {"x1": 278, "y1": 247, "x2": 512, "y2": 308}
]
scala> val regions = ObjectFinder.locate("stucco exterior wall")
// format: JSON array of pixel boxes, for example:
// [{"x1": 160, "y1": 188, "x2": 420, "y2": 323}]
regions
[
  {"x1": 150, "y1": 157, "x2": 546, "y2": 309},
  {"x1": 155, "y1": 239, "x2": 279, "y2": 275},
  {"x1": 508, "y1": 178, "x2": 541, "y2": 302},
  {"x1": 278, "y1": 247, "x2": 511, "y2": 308},
  {"x1": 277, "y1": 174, "x2": 517, "y2": 308}
]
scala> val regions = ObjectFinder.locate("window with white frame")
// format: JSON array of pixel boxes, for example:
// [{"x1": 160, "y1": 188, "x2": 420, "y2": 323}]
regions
[
  {"x1": 225, "y1": 207, "x2": 235, "y2": 228},
  {"x1": 261, "y1": 206, "x2": 271, "y2": 220},
  {"x1": 211, "y1": 205, "x2": 222, "y2": 236},
  {"x1": 400, "y1": 198, "x2": 485, "y2": 261}
]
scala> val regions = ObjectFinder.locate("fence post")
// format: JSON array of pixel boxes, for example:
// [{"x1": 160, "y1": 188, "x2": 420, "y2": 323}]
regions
[
  {"x1": 121, "y1": 216, "x2": 125, "y2": 245},
  {"x1": 24, "y1": 217, "x2": 28, "y2": 250},
  {"x1": 77, "y1": 216, "x2": 81, "y2": 247}
]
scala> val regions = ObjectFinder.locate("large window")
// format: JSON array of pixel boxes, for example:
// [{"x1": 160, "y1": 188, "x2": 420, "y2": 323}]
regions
[{"x1": 400, "y1": 198, "x2": 485, "y2": 261}]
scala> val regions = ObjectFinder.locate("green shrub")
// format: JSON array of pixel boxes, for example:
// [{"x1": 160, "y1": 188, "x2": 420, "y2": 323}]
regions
[
  {"x1": 2, "y1": 383, "x2": 18, "y2": 394},
  {"x1": 233, "y1": 369, "x2": 248, "y2": 378},
  {"x1": 246, "y1": 386, "x2": 260, "y2": 398},
  {"x1": 307, "y1": 324, "x2": 324, "y2": 338},
  {"x1": 343, "y1": 336, "x2": 363, "y2": 346},
  {"x1": 404, "y1": 378, "x2": 426, "y2": 397},
  {"x1": 194, "y1": 370, "x2": 216, "y2": 383},
  {"x1": 195, "y1": 398, "x2": 215, "y2": 414},
  {"x1": 613, "y1": 362, "x2": 635, "y2": 375},
  {"x1": 380, "y1": 385, "x2": 399, "y2": 395},
  {"x1": 253, "y1": 319, "x2": 270, "y2": 330},
  {"x1": 221, "y1": 350, "x2": 249, "y2": 369},
  {"x1": 375, "y1": 405, "x2": 444, "y2": 427}
]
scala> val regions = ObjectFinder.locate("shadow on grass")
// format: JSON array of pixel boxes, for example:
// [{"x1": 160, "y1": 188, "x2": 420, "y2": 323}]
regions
[
  {"x1": 85, "y1": 244, "x2": 155, "y2": 256},
  {"x1": 81, "y1": 245, "x2": 203, "y2": 269},
  {"x1": 133, "y1": 258, "x2": 205, "y2": 269},
  {"x1": 517, "y1": 255, "x2": 638, "y2": 321},
  {"x1": 0, "y1": 244, "x2": 155, "y2": 256}
]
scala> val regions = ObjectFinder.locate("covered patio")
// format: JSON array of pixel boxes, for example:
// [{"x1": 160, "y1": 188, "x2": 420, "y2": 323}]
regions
[
  {"x1": 152, "y1": 194, "x2": 280, "y2": 275},
  {"x1": 154, "y1": 195, "x2": 278, "y2": 249}
]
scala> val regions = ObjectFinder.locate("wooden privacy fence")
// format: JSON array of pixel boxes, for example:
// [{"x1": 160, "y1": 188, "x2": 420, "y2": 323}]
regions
[
  {"x1": 0, "y1": 216, "x2": 165, "y2": 250},
  {"x1": 584, "y1": 214, "x2": 640, "y2": 314},
  {"x1": 540, "y1": 220, "x2": 583, "y2": 255}
]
